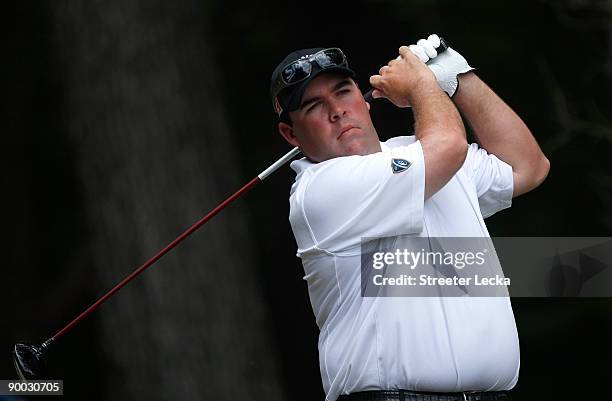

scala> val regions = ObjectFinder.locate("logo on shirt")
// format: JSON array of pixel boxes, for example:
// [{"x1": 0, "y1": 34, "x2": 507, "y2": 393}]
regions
[{"x1": 391, "y1": 158, "x2": 411, "y2": 174}]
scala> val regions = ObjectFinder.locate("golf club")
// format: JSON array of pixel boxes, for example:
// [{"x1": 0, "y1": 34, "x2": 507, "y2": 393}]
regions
[
  {"x1": 13, "y1": 36, "x2": 450, "y2": 380},
  {"x1": 13, "y1": 146, "x2": 301, "y2": 380}
]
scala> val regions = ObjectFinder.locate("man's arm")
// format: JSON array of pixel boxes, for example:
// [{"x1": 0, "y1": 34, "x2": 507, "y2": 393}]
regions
[
  {"x1": 370, "y1": 46, "x2": 468, "y2": 199},
  {"x1": 452, "y1": 72, "x2": 550, "y2": 197}
]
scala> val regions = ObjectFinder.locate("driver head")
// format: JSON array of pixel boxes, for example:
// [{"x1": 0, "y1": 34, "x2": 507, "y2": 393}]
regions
[{"x1": 13, "y1": 342, "x2": 47, "y2": 380}]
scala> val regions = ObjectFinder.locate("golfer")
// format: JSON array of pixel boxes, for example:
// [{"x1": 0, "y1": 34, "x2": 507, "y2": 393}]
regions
[{"x1": 270, "y1": 35, "x2": 549, "y2": 401}]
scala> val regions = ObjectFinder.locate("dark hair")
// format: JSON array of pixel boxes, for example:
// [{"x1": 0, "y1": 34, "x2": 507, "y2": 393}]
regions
[{"x1": 279, "y1": 112, "x2": 292, "y2": 125}]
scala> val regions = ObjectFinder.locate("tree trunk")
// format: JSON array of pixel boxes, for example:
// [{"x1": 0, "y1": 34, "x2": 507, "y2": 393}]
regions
[{"x1": 48, "y1": 1, "x2": 284, "y2": 399}]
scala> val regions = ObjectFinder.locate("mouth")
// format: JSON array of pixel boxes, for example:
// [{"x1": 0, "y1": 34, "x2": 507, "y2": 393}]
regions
[{"x1": 338, "y1": 125, "x2": 358, "y2": 139}]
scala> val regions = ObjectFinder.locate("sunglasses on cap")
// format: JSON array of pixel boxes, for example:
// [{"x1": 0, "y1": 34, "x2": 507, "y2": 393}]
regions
[{"x1": 271, "y1": 47, "x2": 348, "y2": 103}]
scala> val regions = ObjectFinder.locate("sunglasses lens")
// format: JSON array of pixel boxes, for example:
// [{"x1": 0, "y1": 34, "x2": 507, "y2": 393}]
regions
[
  {"x1": 316, "y1": 48, "x2": 346, "y2": 68},
  {"x1": 282, "y1": 60, "x2": 311, "y2": 84}
]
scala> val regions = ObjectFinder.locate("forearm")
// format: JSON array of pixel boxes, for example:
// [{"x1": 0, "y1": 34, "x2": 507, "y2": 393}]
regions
[
  {"x1": 412, "y1": 81, "x2": 465, "y2": 143},
  {"x1": 452, "y1": 72, "x2": 549, "y2": 196},
  {"x1": 411, "y1": 80, "x2": 467, "y2": 198}
]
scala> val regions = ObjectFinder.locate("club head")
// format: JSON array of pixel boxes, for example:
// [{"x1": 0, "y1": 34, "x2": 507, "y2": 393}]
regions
[{"x1": 13, "y1": 342, "x2": 49, "y2": 381}]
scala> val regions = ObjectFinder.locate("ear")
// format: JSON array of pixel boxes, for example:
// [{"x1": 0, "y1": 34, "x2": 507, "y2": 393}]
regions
[
  {"x1": 366, "y1": 101, "x2": 371, "y2": 111},
  {"x1": 278, "y1": 122, "x2": 300, "y2": 148}
]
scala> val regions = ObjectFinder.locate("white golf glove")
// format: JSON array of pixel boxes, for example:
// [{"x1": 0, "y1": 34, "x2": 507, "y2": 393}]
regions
[{"x1": 408, "y1": 34, "x2": 474, "y2": 97}]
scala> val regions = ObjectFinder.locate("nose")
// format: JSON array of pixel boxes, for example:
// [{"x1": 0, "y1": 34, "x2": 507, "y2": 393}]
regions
[{"x1": 329, "y1": 99, "x2": 346, "y2": 122}]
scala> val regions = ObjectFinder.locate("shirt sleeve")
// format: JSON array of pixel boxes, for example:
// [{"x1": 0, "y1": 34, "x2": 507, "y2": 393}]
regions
[
  {"x1": 291, "y1": 141, "x2": 425, "y2": 254},
  {"x1": 462, "y1": 143, "x2": 514, "y2": 219}
]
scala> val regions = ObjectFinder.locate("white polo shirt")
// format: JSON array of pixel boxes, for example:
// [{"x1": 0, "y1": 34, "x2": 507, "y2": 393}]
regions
[{"x1": 288, "y1": 136, "x2": 519, "y2": 401}]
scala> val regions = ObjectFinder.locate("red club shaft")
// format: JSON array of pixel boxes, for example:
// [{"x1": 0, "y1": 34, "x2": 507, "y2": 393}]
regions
[{"x1": 48, "y1": 146, "x2": 301, "y2": 343}]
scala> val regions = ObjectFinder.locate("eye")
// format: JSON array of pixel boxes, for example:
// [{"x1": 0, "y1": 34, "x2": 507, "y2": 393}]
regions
[{"x1": 306, "y1": 102, "x2": 321, "y2": 113}]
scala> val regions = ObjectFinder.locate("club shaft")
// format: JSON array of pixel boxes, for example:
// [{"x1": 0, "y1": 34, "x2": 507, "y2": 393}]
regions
[{"x1": 50, "y1": 147, "x2": 301, "y2": 342}]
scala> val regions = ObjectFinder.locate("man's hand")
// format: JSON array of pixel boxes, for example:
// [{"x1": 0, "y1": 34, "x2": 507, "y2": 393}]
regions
[
  {"x1": 409, "y1": 34, "x2": 474, "y2": 97},
  {"x1": 369, "y1": 46, "x2": 439, "y2": 108}
]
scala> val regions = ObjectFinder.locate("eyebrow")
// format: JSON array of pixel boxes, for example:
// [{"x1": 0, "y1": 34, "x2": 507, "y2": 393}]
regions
[{"x1": 299, "y1": 79, "x2": 352, "y2": 111}]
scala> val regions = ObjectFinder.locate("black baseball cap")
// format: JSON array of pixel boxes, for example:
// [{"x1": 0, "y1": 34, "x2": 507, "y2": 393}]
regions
[{"x1": 270, "y1": 47, "x2": 356, "y2": 121}]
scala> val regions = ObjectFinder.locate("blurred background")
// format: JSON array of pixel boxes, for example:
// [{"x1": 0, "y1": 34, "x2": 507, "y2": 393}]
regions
[{"x1": 2, "y1": 0, "x2": 611, "y2": 400}]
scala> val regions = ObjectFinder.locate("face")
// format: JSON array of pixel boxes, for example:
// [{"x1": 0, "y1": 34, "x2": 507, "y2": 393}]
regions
[{"x1": 278, "y1": 73, "x2": 381, "y2": 162}]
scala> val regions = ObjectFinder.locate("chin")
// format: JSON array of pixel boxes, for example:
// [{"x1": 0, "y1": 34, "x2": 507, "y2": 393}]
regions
[
  {"x1": 314, "y1": 141, "x2": 379, "y2": 162},
  {"x1": 342, "y1": 141, "x2": 378, "y2": 157}
]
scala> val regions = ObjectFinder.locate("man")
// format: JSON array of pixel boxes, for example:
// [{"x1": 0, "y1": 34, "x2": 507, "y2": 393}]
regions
[{"x1": 270, "y1": 35, "x2": 549, "y2": 401}]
